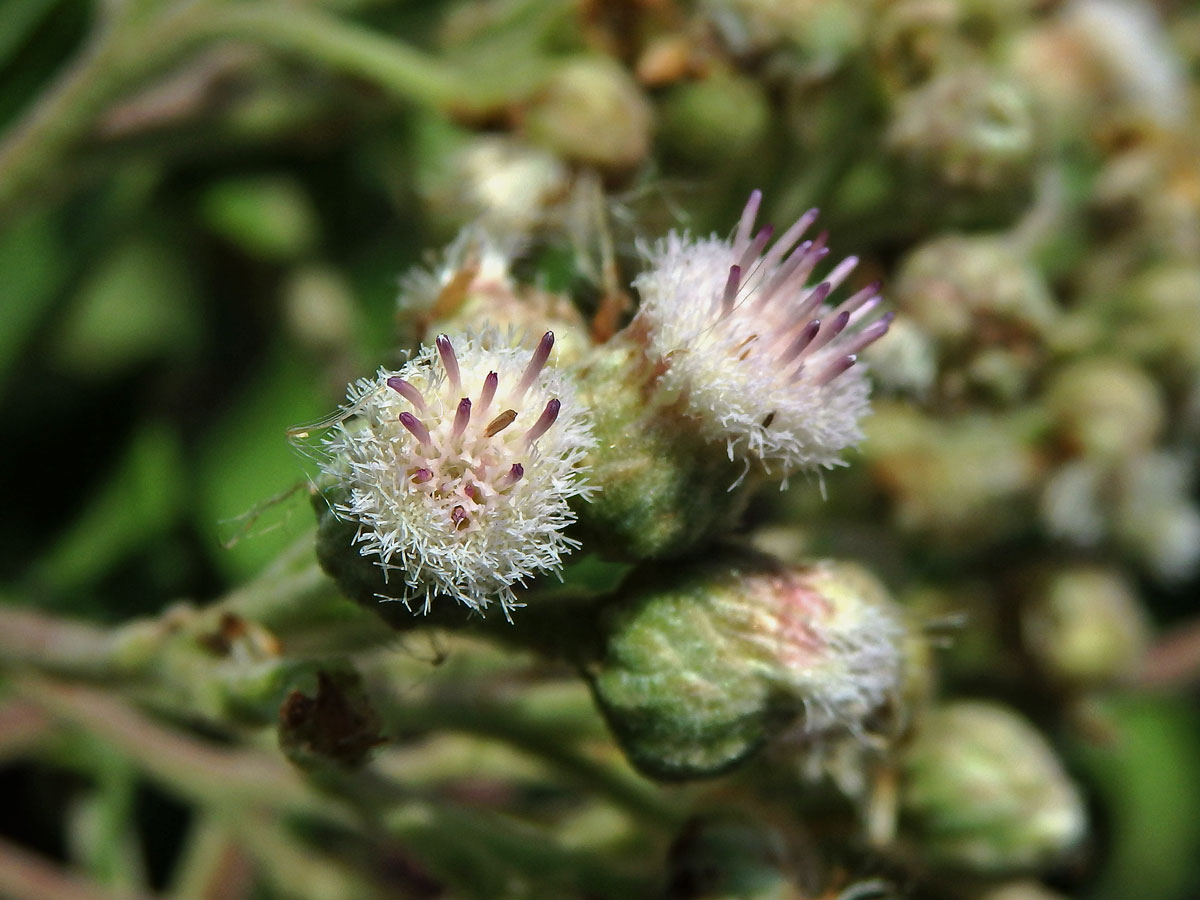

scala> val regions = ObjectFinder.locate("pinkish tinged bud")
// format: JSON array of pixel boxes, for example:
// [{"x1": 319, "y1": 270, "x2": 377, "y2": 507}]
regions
[
  {"x1": 632, "y1": 190, "x2": 893, "y2": 476},
  {"x1": 590, "y1": 552, "x2": 909, "y2": 780}
]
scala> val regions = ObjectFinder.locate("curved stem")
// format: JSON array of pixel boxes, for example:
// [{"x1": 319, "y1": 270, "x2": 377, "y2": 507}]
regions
[
  {"x1": 196, "y1": 4, "x2": 471, "y2": 110},
  {"x1": 0, "y1": 0, "x2": 537, "y2": 221}
]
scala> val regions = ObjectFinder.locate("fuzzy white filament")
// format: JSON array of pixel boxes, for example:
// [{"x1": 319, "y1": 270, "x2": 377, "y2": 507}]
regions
[
  {"x1": 634, "y1": 190, "x2": 893, "y2": 475},
  {"x1": 322, "y1": 329, "x2": 593, "y2": 615}
]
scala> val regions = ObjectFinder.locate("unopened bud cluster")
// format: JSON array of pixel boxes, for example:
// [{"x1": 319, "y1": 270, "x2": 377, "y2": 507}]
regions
[{"x1": 310, "y1": 192, "x2": 911, "y2": 812}]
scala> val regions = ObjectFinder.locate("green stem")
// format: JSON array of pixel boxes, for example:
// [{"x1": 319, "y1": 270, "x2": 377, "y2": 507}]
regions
[
  {"x1": 17, "y1": 676, "x2": 324, "y2": 815},
  {"x1": 0, "y1": 0, "x2": 216, "y2": 221},
  {"x1": 197, "y1": 4, "x2": 472, "y2": 110},
  {"x1": 0, "y1": 834, "x2": 161, "y2": 900},
  {"x1": 0, "y1": 607, "x2": 124, "y2": 679},
  {"x1": 381, "y1": 692, "x2": 685, "y2": 828}
]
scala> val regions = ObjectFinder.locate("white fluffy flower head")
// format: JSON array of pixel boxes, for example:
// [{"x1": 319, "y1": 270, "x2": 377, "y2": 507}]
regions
[
  {"x1": 322, "y1": 329, "x2": 593, "y2": 616},
  {"x1": 634, "y1": 190, "x2": 893, "y2": 474},
  {"x1": 398, "y1": 226, "x2": 518, "y2": 319}
]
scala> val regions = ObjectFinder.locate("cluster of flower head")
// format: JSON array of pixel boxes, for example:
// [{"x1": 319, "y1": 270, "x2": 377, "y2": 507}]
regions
[
  {"x1": 321, "y1": 329, "x2": 593, "y2": 615},
  {"x1": 320, "y1": 191, "x2": 891, "y2": 614},
  {"x1": 635, "y1": 190, "x2": 893, "y2": 474}
]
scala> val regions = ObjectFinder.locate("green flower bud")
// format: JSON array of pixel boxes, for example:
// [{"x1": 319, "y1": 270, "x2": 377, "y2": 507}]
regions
[
  {"x1": 658, "y1": 71, "x2": 770, "y2": 167},
  {"x1": 886, "y1": 67, "x2": 1039, "y2": 222},
  {"x1": 1012, "y1": 1, "x2": 1185, "y2": 135},
  {"x1": 1043, "y1": 357, "x2": 1164, "y2": 463},
  {"x1": 571, "y1": 334, "x2": 754, "y2": 560},
  {"x1": 863, "y1": 402, "x2": 1041, "y2": 543},
  {"x1": 1113, "y1": 263, "x2": 1200, "y2": 376},
  {"x1": 861, "y1": 316, "x2": 937, "y2": 398},
  {"x1": 588, "y1": 553, "x2": 908, "y2": 780},
  {"x1": 1113, "y1": 452, "x2": 1200, "y2": 583},
  {"x1": 892, "y1": 234, "x2": 1057, "y2": 403},
  {"x1": 1021, "y1": 565, "x2": 1150, "y2": 689},
  {"x1": 524, "y1": 58, "x2": 653, "y2": 170},
  {"x1": 898, "y1": 702, "x2": 1087, "y2": 873},
  {"x1": 1041, "y1": 452, "x2": 1200, "y2": 583}
]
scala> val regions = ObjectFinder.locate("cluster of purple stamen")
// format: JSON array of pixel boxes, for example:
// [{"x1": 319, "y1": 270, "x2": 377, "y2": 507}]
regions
[
  {"x1": 718, "y1": 190, "x2": 894, "y2": 388},
  {"x1": 383, "y1": 331, "x2": 560, "y2": 534}
]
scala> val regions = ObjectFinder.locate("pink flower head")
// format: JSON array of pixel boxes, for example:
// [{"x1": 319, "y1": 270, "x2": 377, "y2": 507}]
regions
[{"x1": 635, "y1": 190, "x2": 892, "y2": 476}]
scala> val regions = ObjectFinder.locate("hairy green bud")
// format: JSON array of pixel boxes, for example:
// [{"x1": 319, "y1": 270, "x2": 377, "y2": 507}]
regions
[
  {"x1": 588, "y1": 553, "x2": 908, "y2": 780},
  {"x1": 1021, "y1": 565, "x2": 1151, "y2": 689},
  {"x1": 1044, "y1": 358, "x2": 1164, "y2": 463},
  {"x1": 886, "y1": 67, "x2": 1039, "y2": 223},
  {"x1": 892, "y1": 233, "x2": 1057, "y2": 403},
  {"x1": 898, "y1": 701, "x2": 1087, "y2": 873},
  {"x1": 571, "y1": 334, "x2": 753, "y2": 560}
]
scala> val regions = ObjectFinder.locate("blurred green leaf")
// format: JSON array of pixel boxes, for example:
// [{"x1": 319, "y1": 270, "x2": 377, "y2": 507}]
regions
[
  {"x1": 1074, "y1": 694, "x2": 1200, "y2": 900},
  {"x1": 196, "y1": 345, "x2": 327, "y2": 581},
  {"x1": 198, "y1": 176, "x2": 320, "y2": 262},
  {"x1": 52, "y1": 233, "x2": 200, "y2": 375},
  {"x1": 0, "y1": 208, "x2": 69, "y2": 382},
  {"x1": 0, "y1": 0, "x2": 63, "y2": 70}
]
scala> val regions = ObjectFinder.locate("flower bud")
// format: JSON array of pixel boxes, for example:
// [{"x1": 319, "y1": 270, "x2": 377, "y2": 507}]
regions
[
  {"x1": 886, "y1": 67, "x2": 1039, "y2": 221},
  {"x1": 1113, "y1": 263, "x2": 1200, "y2": 376},
  {"x1": 1021, "y1": 565, "x2": 1150, "y2": 689},
  {"x1": 588, "y1": 553, "x2": 908, "y2": 780},
  {"x1": 1041, "y1": 451, "x2": 1200, "y2": 583},
  {"x1": 398, "y1": 228, "x2": 591, "y2": 364},
  {"x1": 1011, "y1": 0, "x2": 1185, "y2": 134},
  {"x1": 658, "y1": 72, "x2": 770, "y2": 167},
  {"x1": 571, "y1": 334, "x2": 753, "y2": 561},
  {"x1": 863, "y1": 402, "x2": 1041, "y2": 543},
  {"x1": 898, "y1": 701, "x2": 1087, "y2": 874},
  {"x1": 1043, "y1": 358, "x2": 1164, "y2": 463},
  {"x1": 417, "y1": 132, "x2": 571, "y2": 236},
  {"x1": 1113, "y1": 452, "x2": 1200, "y2": 583},
  {"x1": 523, "y1": 58, "x2": 653, "y2": 171},
  {"x1": 871, "y1": 1, "x2": 1036, "y2": 93},
  {"x1": 861, "y1": 316, "x2": 937, "y2": 398},
  {"x1": 891, "y1": 233, "x2": 1057, "y2": 403}
]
